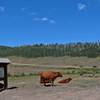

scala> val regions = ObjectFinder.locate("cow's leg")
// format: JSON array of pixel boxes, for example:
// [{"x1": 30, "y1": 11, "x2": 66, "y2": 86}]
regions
[
  {"x1": 41, "y1": 79, "x2": 47, "y2": 86},
  {"x1": 44, "y1": 79, "x2": 51, "y2": 86},
  {"x1": 44, "y1": 79, "x2": 48, "y2": 86},
  {"x1": 40, "y1": 77, "x2": 45, "y2": 86},
  {"x1": 50, "y1": 79, "x2": 54, "y2": 86}
]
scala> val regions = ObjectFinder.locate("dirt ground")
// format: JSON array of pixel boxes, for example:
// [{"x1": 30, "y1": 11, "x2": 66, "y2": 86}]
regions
[
  {"x1": 2, "y1": 56, "x2": 100, "y2": 100},
  {"x1": 0, "y1": 76, "x2": 100, "y2": 100}
]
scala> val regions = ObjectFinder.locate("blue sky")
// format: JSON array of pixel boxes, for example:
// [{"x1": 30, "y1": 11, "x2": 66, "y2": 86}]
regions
[{"x1": 0, "y1": 0, "x2": 100, "y2": 46}]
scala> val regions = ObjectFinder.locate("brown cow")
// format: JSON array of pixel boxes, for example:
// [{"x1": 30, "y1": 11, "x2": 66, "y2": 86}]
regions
[
  {"x1": 58, "y1": 78, "x2": 72, "y2": 84},
  {"x1": 40, "y1": 71, "x2": 63, "y2": 86}
]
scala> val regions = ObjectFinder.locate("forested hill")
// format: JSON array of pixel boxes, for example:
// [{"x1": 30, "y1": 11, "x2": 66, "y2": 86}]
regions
[{"x1": 0, "y1": 42, "x2": 100, "y2": 58}]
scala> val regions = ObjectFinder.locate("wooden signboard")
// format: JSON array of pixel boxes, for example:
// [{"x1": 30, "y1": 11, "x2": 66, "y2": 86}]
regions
[
  {"x1": 0, "y1": 67, "x2": 4, "y2": 79},
  {"x1": 0, "y1": 58, "x2": 10, "y2": 90}
]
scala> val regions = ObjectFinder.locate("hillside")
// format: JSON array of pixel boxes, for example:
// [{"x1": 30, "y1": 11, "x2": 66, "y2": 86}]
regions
[{"x1": 0, "y1": 42, "x2": 100, "y2": 58}]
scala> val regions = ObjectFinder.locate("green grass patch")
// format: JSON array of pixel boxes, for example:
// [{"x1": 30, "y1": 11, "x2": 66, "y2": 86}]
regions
[
  {"x1": 8, "y1": 67, "x2": 100, "y2": 79},
  {"x1": 60, "y1": 67, "x2": 100, "y2": 75},
  {"x1": 8, "y1": 72, "x2": 39, "y2": 79}
]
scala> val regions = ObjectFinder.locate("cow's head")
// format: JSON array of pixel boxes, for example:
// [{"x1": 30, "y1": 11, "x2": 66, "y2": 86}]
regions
[
  {"x1": 67, "y1": 78, "x2": 72, "y2": 81},
  {"x1": 56, "y1": 72, "x2": 63, "y2": 77}
]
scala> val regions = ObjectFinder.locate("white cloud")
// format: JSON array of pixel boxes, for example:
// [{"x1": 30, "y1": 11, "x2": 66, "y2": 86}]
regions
[
  {"x1": 41, "y1": 17, "x2": 48, "y2": 21},
  {"x1": 77, "y1": 3, "x2": 87, "y2": 11},
  {"x1": 0, "y1": 6, "x2": 5, "y2": 12},
  {"x1": 33, "y1": 17, "x2": 56, "y2": 24},
  {"x1": 49, "y1": 19, "x2": 56, "y2": 24}
]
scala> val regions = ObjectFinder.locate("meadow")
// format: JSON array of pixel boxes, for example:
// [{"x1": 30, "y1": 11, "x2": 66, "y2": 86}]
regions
[{"x1": 1, "y1": 56, "x2": 100, "y2": 100}]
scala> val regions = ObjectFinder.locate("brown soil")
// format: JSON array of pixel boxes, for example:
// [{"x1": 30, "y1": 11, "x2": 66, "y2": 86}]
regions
[{"x1": 0, "y1": 76, "x2": 100, "y2": 100}]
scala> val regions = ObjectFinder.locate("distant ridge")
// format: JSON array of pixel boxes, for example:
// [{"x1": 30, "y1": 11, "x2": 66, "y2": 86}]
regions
[{"x1": 0, "y1": 42, "x2": 100, "y2": 58}]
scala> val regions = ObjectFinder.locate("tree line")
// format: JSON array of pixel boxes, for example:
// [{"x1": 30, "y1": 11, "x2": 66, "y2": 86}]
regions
[{"x1": 0, "y1": 42, "x2": 100, "y2": 58}]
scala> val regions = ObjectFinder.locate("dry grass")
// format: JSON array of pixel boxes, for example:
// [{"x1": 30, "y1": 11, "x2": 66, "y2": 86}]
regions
[
  {"x1": 7, "y1": 56, "x2": 100, "y2": 76},
  {"x1": 1, "y1": 75, "x2": 99, "y2": 100},
  {"x1": 8, "y1": 56, "x2": 100, "y2": 67},
  {"x1": 1, "y1": 56, "x2": 99, "y2": 100}
]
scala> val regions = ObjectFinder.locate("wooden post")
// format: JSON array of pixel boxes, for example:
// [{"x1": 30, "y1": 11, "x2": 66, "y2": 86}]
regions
[
  {"x1": 4, "y1": 65, "x2": 7, "y2": 89},
  {"x1": 0, "y1": 58, "x2": 10, "y2": 90}
]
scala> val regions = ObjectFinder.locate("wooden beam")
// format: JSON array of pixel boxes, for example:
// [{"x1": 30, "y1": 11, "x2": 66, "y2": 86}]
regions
[{"x1": 4, "y1": 66, "x2": 8, "y2": 89}]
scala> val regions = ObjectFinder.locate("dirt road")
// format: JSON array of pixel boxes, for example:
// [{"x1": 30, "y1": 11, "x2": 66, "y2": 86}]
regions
[{"x1": 0, "y1": 84, "x2": 100, "y2": 100}]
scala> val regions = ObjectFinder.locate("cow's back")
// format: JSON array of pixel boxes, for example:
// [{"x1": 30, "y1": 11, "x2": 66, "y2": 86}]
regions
[{"x1": 40, "y1": 71, "x2": 55, "y2": 79}]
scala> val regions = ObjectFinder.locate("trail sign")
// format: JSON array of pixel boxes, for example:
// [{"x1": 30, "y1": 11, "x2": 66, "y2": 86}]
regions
[{"x1": 0, "y1": 58, "x2": 10, "y2": 89}]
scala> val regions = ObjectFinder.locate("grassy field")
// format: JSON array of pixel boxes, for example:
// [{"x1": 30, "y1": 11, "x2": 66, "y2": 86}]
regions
[
  {"x1": 7, "y1": 56, "x2": 100, "y2": 76},
  {"x1": 8, "y1": 75, "x2": 100, "y2": 88},
  {"x1": 7, "y1": 56, "x2": 100, "y2": 89},
  {"x1": 1, "y1": 56, "x2": 100, "y2": 100},
  {"x1": 8, "y1": 56, "x2": 100, "y2": 67}
]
